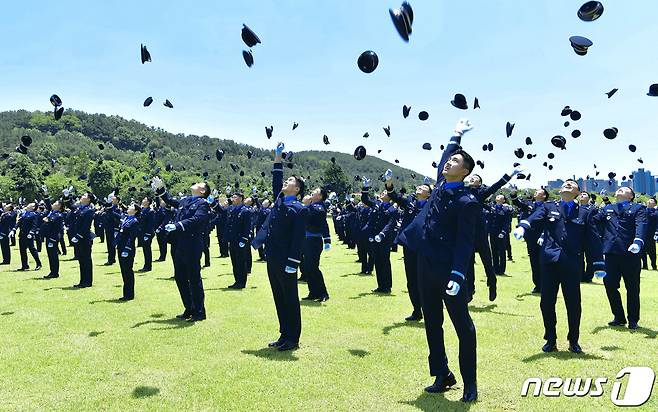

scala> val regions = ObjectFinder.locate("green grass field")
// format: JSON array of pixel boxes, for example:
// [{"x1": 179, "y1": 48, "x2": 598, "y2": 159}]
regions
[{"x1": 0, "y1": 231, "x2": 656, "y2": 411}]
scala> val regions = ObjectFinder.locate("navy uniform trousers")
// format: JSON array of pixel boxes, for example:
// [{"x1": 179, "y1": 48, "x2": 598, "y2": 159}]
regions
[
  {"x1": 372, "y1": 241, "x2": 393, "y2": 291},
  {"x1": 0, "y1": 236, "x2": 11, "y2": 264},
  {"x1": 229, "y1": 242, "x2": 249, "y2": 286},
  {"x1": 140, "y1": 236, "x2": 153, "y2": 270},
  {"x1": 540, "y1": 253, "x2": 582, "y2": 342},
  {"x1": 490, "y1": 233, "x2": 507, "y2": 275},
  {"x1": 301, "y1": 236, "x2": 327, "y2": 298},
  {"x1": 527, "y1": 242, "x2": 542, "y2": 289},
  {"x1": 173, "y1": 237, "x2": 205, "y2": 316},
  {"x1": 467, "y1": 231, "x2": 496, "y2": 297},
  {"x1": 357, "y1": 239, "x2": 373, "y2": 273},
  {"x1": 603, "y1": 254, "x2": 641, "y2": 324},
  {"x1": 156, "y1": 231, "x2": 168, "y2": 260},
  {"x1": 267, "y1": 259, "x2": 301, "y2": 344},
  {"x1": 418, "y1": 254, "x2": 476, "y2": 385},
  {"x1": 106, "y1": 229, "x2": 117, "y2": 264},
  {"x1": 76, "y1": 239, "x2": 93, "y2": 286},
  {"x1": 402, "y1": 246, "x2": 421, "y2": 314},
  {"x1": 19, "y1": 236, "x2": 41, "y2": 269},
  {"x1": 119, "y1": 254, "x2": 135, "y2": 298},
  {"x1": 641, "y1": 240, "x2": 657, "y2": 270},
  {"x1": 46, "y1": 240, "x2": 60, "y2": 277}
]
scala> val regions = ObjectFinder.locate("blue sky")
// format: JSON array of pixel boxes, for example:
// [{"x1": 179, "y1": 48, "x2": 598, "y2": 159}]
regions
[{"x1": 1, "y1": 0, "x2": 657, "y2": 189}]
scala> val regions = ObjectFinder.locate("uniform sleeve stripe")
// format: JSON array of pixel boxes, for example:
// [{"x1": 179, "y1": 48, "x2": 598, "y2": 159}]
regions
[
  {"x1": 450, "y1": 270, "x2": 465, "y2": 279},
  {"x1": 634, "y1": 238, "x2": 644, "y2": 244},
  {"x1": 287, "y1": 258, "x2": 301, "y2": 263},
  {"x1": 593, "y1": 261, "x2": 604, "y2": 265}
]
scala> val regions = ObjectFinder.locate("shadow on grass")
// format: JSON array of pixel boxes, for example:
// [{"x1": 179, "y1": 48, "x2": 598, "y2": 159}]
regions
[
  {"x1": 14, "y1": 291, "x2": 23, "y2": 294},
  {"x1": 241, "y1": 348, "x2": 298, "y2": 361},
  {"x1": 349, "y1": 292, "x2": 396, "y2": 300},
  {"x1": 44, "y1": 286, "x2": 84, "y2": 291},
  {"x1": 382, "y1": 321, "x2": 425, "y2": 335},
  {"x1": 399, "y1": 391, "x2": 472, "y2": 411},
  {"x1": 88, "y1": 331, "x2": 105, "y2": 337},
  {"x1": 348, "y1": 349, "x2": 370, "y2": 358},
  {"x1": 514, "y1": 292, "x2": 537, "y2": 301},
  {"x1": 1, "y1": 311, "x2": 14, "y2": 316},
  {"x1": 469, "y1": 303, "x2": 529, "y2": 318},
  {"x1": 131, "y1": 317, "x2": 195, "y2": 330},
  {"x1": 300, "y1": 300, "x2": 322, "y2": 307},
  {"x1": 592, "y1": 325, "x2": 657, "y2": 339},
  {"x1": 132, "y1": 386, "x2": 160, "y2": 398},
  {"x1": 601, "y1": 345, "x2": 622, "y2": 351},
  {"x1": 155, "y1": 277, "x2": 175, "y2": 281},
  {"x1": 340, "y1": 272, "x2": 368, "y2": 278},
  {"x1": 89, "y1": 299, "x2": 128, "y2": 305},
  {"x1": 522, "y1": 351, "x2": 605, "y2": 363}
]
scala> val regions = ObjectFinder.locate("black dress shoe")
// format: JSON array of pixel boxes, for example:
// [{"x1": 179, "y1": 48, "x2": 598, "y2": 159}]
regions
[
  {"x1": 268, "y1": 339, "x2": 284, "y2": 348},
  {"x1": 277, "y1": 342, "x2": 299, "y2": 351},
  {"x1": 372, "y1": 288, "x2": 391, "y2": 294},
  {"x1": 136, "y1": 268, "x2": 151, "y2": 273},
  {"x1": 297, "y1": 277, "x2": 307, "y2": 283},
  {"x1": 608, "y1": 318, "x2": 627, "y2": 327},
  {"x1": 424, "y1": 372, "x2": 457, "y2": 393},
  {"x1": 73, "y1": 283, "x2": 91, "y2": 288},
  {"x1": 17, "y1": 267, "x2": 29, "y2": 271},
  {"x1": 175, "y1": 312, "x2": 193, "y2": 320},
  {"x1": 154, "y1": 258, "x2": 165, "y2": 262},
  {"x1": 488, "y1": 287, "x2": 497, "y2": 302},
  {"x1": 531, "y1": 287, "x2": 541, "y2": 294},
  {"x1": 628, "y1": 321, "x2": 639, "y2": 330},
  {"x1": 34, "y1": 265, "x2": 42, "y2": 271},
  {"x1": 103, "y1": 262, "x2": 114, "y2": 266},
  {"x1": 316, "y1": 295, "x2": 330, "y2": 302},
  {"x1": 118, "y1": 296, "x2": 134, "y2": 301},
  {"x1": 43, "y1": 274, "x2": 59, "y2": 279},
  {"x1": 405, "y1": 312, "x2": 423, "y2": 321},
  {"x1": 568, "y1": 341, "x2": 582, "y2": 354},
  {"x1": 301, "y1": 295, "x2": 318, "y2": 301},
  {"x1": 542, "y1": 341, "x2": 558, "y2": 353},
  {"x1": 187, "y1": 314, "x2": 206, "y2": 322},
  {"x1": 461, "y1": 382, "x2": 478, "y2": 402}
]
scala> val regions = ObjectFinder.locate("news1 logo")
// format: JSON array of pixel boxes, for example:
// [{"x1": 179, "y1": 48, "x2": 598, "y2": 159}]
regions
[{"x1": 521, "y1": 367, "x2": 655, "y2": 406}]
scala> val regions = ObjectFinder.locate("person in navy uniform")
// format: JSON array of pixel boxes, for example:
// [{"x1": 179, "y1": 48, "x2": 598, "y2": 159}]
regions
[
  {"x1": 137, "y1": 197, "x2": 155, "y2": 272},
  {"x1": 16, "y1": 202, "x2": 42, "y2": 271},
  {"x1": 385, "y1": 174, "x2": 431, "y2": 321},
  {"x1": 103, "y1": 194, "x2": 122, "y2": 265},
  {"x1": 213, "y1": 199, "x2": 230, "y2": 258},
  {"x1": 592, "y1": 187, "x2": 647, "y2": 330},
  {"x1": 641, "y1": 197, "x2": 657, "y2": 271},
  {"x1": 255, "y1": 199, "x2": 272, "y2": 261},
  {"x1": 577, "y1": 192, "x2": 598, "y2": 283},
  {"x1": 70, "y1": 192, "x2": 97, "y2": 288},
  {"x1": 514, "y1": 179, "x2": 606, "y2": 353},
  {"x1": 397, "y1": 119, "x2": 478, "y2": 402},
  {"x1": 225, "y1": 192, "x2": 252, "y2": 289},
  {"x1": 356, "y1": 201, "x2": 374, "y2": 274},
  {"x1": 252, "y1": 142, "x2": 308, "y2": 352},
  {"x1": 154, "y1": 198, "x2": 174, "y2": 262},
  {"x1": 301, "y1": 187, "x2": 331, "y2": 302},
  {"x1": 116, "y1": 204, "x2": 142, "y2": 300},
  {"x1": 94, "y1": 207, "x2": 105, "y2": 244},
  {"x1": 202, "y1": 193, "x2": 218, "y2": 268},
  {"x1": 0, "y1": 203, "x2": 17, "y2": 265},
  {"x1": 466, "y1": 170, "x2": 523, "y2": 301},
  {"x1": 40, "y1": 185, "x2": 65, "y2": 279},
  {"x1": 489, "y1": 194, "x2": 512, "y2": 276},
  {"x1": 511, "y1": 188, "x2": 549, "y2": 293},
  {"x1": 151, "y1": 177, "x2": 211, "y2": 322},
  {"x1": 243, "y1": 196, "x2": 256, "y2": 274},
  {"x1": 360, "y1": 175, "x2": 400, "y2": 294},
  {"x1": 34, "y1": 202, "x2": 46, "y2": 253}
]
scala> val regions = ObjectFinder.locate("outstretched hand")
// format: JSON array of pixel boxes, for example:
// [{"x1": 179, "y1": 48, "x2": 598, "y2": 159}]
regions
[{"x1": 454, "y1": 118, "x2": 473, "y2": 136}]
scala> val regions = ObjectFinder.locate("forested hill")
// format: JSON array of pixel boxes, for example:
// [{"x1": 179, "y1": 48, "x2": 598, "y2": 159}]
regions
[{"x1": 0, "y1": 110, "x2": 433, "y2": 201}]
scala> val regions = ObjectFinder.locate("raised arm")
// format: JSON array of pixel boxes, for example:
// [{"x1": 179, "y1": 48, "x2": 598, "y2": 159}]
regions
[{"x1": 272, "y1": 142, "x2": 285, "y2": 198}]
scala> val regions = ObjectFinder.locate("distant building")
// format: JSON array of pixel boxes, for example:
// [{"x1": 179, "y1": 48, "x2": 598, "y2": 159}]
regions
[
  {"x1": 547, "y1": 175, "x2": 619, "y2": 193},
  {"x1": 632, "y1": 168, "x2": 657, "y2": 195}
]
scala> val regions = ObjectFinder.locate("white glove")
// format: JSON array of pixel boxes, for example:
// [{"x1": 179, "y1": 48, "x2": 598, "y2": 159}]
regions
[
  {"x1": 41, "y1": 184, "x2": 48, "y2": 194},
  {"x1": 225, "y1": 185, "x2": 232, "y2": 194},
  {"x1": 151, "y1": 177, "x2": 165, "y2": 191},
  {"x1": 423, "y1": 176, "x2": 431, "y2": 185},
  {"x1": 284, "y1": 266, "x2": 296, "y2": 274},
  {"x1": 27, "y1": 234, "x2": 33, "y2": 239},
  {"x1": 654, "y1": 233, "x2": 658, "y2": 241},
  {"x1": 71, "y1": 237, "x2": 79, "y2": 243},
  {"x1": 454, "y1": 118, "x2": 474, "y2": 135},
  {"x1": 512, "y1": 165, "x2": 526, "y2": 176},
  {"x1": 537, "y1": 237, "x2": 544, "y2": 247},
  {"x1": 368, "y1": 237, "x2": 374, "y2": 243},
  {"x1": 211, "y1": 189, "x2": 219, "y2": 197},
  {"x1": 374, "y1": 234, "x2": 382, "y2": 243},
  {"x1": 263, "y1": 191, "x2": 269, "y2": 197},
  {"x1": 498, "y1": 232, "x2": 505, "y2": 239},
  {"x1": 628, "y1": 243, "x2": 641, "y2": 254},
  {"x1": 328, "y1": 192, "x2": 337, "y2": 201},
  {"x1": 513, "y1": 227, "x2": 525, "y2": 240},
  {"x1": 275, "y1": 142, "x2": 285, "y2": 156},
  {"x1": 362, "y1": 177, "x2": 371, "y2": 188},
  {"x1": 143, "y1": 236, "x2": 149, "y2": 241},
  {"x1": 446, "y1": 280, "x2": 460, "y2": 296},
  {"x1": 164, "y1": 223, "x2": 176, "y2": 232},
  {"x1": 9, "y1": 230, "x2": 15, "y2": 237},
  {"x1": 383, "y1": 169, "x2": 393, "y2": 181},
  {"x1": 594, "y1": 270, "x2": 606, "y2": 279},
  {"x1": 252, "y1": 187, "x2": 257, "y2": 194},
  {"x1": 324, "y1": 243, "x2": 331, "y2": 251},
  {"x1": 238, "y1": 241, "x2": 246, "y2": 248},
  {"x1": 62, "y1": 188, "x2": 70, "y2": 197},
  {"x1": 207, "y1": 195, "x2": 215, "y2": 204},
  {"x1": 121, "y1": 251, "x2": 129, "y2": 258}
]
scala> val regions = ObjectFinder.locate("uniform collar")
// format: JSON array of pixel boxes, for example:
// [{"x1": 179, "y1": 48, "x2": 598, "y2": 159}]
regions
[
  {"x1": 444, "y1": 181, "x2": 464, "y2": 190},
  {"x1": 381, "y1": 201, "x2": 391, "y2": 209},
  {"x1": 417, "y1": 199, "x2": 427, "y2": 207},
  {"x1": 283, "y1": 195, "x2": 297, "y2": 203}
]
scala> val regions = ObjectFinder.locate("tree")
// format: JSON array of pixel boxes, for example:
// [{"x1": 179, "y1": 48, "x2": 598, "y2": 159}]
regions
[
  {"x1": 322, "y1": 162, "x2": 351, "y2": 198},
  {"x1": 5, "y1": 155, "x2": 40, "y2": 201},
  {"x1": 88, "y1": 162, "x2": 115, "y2": 198}
]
